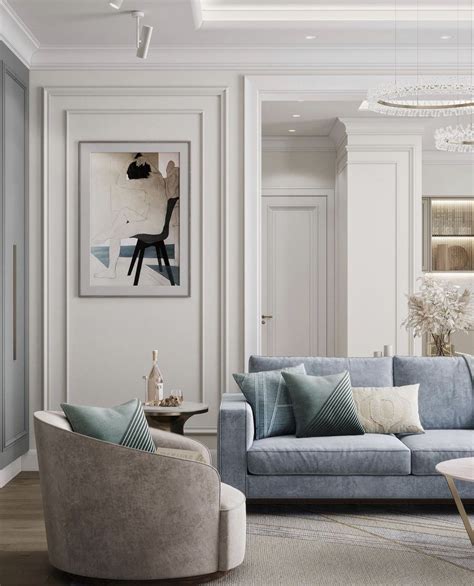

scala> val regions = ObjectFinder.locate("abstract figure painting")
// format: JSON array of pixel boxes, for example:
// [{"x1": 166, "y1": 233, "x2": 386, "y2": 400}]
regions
[{"x1": 79, "y1": 142, "x2": 189, "y2": 296}]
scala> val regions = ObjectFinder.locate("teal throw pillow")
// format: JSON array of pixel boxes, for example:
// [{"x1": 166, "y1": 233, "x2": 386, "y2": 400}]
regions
[
  {"x1": 233, "y1": 364, "x2": 306, "y2": 439},
  {"x1": 281, "y1": 371, "x2": 365, "y2": 438},
  {"x1": 61, "y1": 398, "x2": 155, "y2": 453}
]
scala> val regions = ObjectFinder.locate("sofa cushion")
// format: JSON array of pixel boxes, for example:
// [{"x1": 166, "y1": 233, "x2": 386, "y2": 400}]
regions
[
  {"x1": 233, "y1": 364, "x2": 306, "y2": 439},
  {"x1": 247, "y1": 434, "x2": 411, "y2": 476},
  {"x1": 61, "y1": 398, "x2": 156, "y2": 453},
  {"x1": 249, "y1": 356, "x2": 393, "y2": 387},
  {"x1": 282, "y1": 371, "x2": 365, "y2": 438},
  {"x1": 393, "y1": 356, "x2": 473, "y2": 429},
  {"x1": 399, "y1": 430, "x2": 474, "y2": 475}
]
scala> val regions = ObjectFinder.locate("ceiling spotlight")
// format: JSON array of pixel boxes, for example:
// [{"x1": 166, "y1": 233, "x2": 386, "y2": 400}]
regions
[
  {"x1": 292, "y1": 114, "x2": 301, "y2": 118},
  {"x1": 109, "y1": 0, "x2": 124, "y2": 9},
  {"x1": 305, "y1": 35, "x2": 316, "y2": 40},
  {"x1": 440, "y1": 35, "x2": 453, "y2": 40},
  {"x1": 288, "y1": 129, "x2": 296, "y2": 133},
  {"x1": 132, "y1": 11, "x2": 153, "y2": 60}
]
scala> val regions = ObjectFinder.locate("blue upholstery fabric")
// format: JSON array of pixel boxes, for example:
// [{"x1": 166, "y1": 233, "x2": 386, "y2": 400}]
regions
[
  {"x1": 218, "y1": 357, "x2": 474, "y2": 499},
  {"x1": 247, "y1": 434, "x2": 410, "y2": 476},
  {"x1": 400, "y1": 430, "x2": 474, "y2": 475},
  {"x1": 249, "y1": 356, "x2": 393, "y2": 387},
  {"x1": 393, "y1": 356, "x2": 474, "y2": 429},
  {"x1": 218, "y1": 394, "x2": 254, "y2": 494},
  {"x1": 246, "y1": 473, "x2": 474, "y2": 500}
]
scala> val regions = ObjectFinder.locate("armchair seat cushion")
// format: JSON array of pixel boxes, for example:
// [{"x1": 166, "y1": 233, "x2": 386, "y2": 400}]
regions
[
  {"x1": 247, "y1": 434, "x2": 411, "y2": 476},
  {"x1": 219, "y1": 483, "x2": 246, "y2": 571},
  {"x1": 399, "y1": 430, "x2": 474, "y2": 475}
]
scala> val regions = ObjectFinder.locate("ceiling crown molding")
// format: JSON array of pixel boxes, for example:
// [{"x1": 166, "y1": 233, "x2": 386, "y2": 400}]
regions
[
  {"x1": 0, "y1": 0, "x2": 39, "y2": 67},
  {"x1": 29, "y1": 44, "x2": 472, "y2": 72},
  {"x1": 339, "y1": 117, "x2": 426, "y2": 136},
  {"x1": 200, "y1": 2, "x2": 473, "y2": 25}
]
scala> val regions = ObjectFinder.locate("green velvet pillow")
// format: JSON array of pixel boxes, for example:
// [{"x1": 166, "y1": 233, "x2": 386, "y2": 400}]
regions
[
  {"x1": 61, "y1": 398, "x2": 156, "y2": 453},
  {"x1": 233, "y1": 364, "x2": 306, "y2": 439},
  {"x1": 281, "y1": 370, "x2": 365, "y2": 438}
]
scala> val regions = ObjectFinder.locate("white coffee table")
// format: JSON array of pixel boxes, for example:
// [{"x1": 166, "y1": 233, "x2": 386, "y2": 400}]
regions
[{"x1": 436, "y1": 457, "x2": 474, "y2": 545}]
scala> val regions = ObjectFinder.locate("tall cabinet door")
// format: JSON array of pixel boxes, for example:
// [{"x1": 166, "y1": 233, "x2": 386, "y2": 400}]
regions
[
  {"x1": 0, "y1": 44, "x2": 28, "y2": 469},
  {"x1": 262, "y1": 196, "x2": 328, "y2": 357}
]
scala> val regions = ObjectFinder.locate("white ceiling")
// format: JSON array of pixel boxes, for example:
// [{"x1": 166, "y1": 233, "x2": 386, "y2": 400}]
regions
[
  {"x1": 261, "y1": 99, "x2": 468, "y2": 150},
  {"x1": 6, "y1": 0, "x2": 474, "y2": 48}
]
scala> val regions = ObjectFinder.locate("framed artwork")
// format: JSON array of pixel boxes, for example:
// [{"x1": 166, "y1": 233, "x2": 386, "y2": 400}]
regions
[{"x1": 79, "y1": 142, "x2": 190, "y2": 296}]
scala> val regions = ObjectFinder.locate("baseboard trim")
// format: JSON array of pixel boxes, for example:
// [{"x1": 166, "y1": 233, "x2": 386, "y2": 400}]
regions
[
  {"x1": 0, "y1": 457, "x2": 22, "y2": 487},
  {"x1": 21, "y1": 449, "x2": 38, "y2": 472}
]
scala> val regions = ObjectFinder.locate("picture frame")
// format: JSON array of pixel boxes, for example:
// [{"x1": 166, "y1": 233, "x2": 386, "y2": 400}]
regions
[{"x1": 79, "y1": 141, "x2": 190, "y2": 297}]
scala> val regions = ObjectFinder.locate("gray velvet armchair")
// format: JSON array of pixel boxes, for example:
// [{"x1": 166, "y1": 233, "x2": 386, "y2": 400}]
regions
[{"x1": 34, "y1": 411, "x2": 246, "y2": 581}]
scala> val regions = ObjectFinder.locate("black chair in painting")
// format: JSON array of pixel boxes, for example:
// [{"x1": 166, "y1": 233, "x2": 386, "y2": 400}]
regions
[{"x1": 128, "y1": 197, "x2": 179, "y2": 286}]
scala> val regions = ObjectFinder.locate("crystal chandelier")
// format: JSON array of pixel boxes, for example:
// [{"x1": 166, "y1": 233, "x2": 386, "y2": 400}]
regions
[
  {"x1": 434, "y1": 0, "x2": 474, "y2": 151},
  {"x1": 366, "y1": 1, "x2": 474, "y2": 118},
  {"x1": 367, "y1": 80, "x2": 474, "y2": 118},
  {"x1": 435, "y1": 123, "x2": 474, "y2": 153}
]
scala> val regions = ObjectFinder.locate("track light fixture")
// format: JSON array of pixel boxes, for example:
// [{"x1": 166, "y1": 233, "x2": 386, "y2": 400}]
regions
[
  {"x1": 132, "y1": 11, "x2": 153, "y2": 59},
  {"x1": 109, "y1": 0, "x2": 124, "y2": 9}
]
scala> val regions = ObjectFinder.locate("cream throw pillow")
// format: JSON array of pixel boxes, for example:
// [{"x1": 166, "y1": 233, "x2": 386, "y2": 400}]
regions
[{"x1": 352, "y1": 385, "x2": 424, "y2": 434}]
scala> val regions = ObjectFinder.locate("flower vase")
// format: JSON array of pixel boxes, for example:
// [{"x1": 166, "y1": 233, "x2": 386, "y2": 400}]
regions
[{"x1": 428, "y1": 334, "x2": 454, "y2": 357}]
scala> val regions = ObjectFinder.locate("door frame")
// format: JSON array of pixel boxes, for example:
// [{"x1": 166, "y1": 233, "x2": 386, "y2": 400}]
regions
[
  {"x1": 261, "y1": 189, "x2": 335, "y2": 357},
  {"x1": 243, "y1": 75, "x2": 366, "y2": 363}
]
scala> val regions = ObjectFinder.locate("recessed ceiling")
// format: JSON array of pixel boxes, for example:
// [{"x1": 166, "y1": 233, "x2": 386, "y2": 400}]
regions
[
  {"x1": 6, "y1": 0, "x2": 474, "y2": 47},
  {"x1": 261, "y1": 100, "x2": 471, "y2": 151}
]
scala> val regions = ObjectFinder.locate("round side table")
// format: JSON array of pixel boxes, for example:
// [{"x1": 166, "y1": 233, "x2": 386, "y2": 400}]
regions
[
  {"x1": 144, "y1": 401, "x2": 208, "y2": 435},
  {"x1": 436, "y1": 457, "x2": 474, "y2": 545}
]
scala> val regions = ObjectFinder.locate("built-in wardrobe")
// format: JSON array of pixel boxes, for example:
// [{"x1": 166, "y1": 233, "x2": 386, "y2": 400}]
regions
[{"x1": 0, "y1": 42, "x2": 28, "y2": 471}]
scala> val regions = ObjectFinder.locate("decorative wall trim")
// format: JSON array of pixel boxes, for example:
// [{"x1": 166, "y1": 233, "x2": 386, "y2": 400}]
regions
[
  {"x1": 0, "y1": 456, "x2": 21, "y2": 487},
  {"x1": 20, "y1": 448, "x2": 37, "y2": 471},
  {"x1": 343, "y1": 143, "x2": 422, "y2": 357},
  {"x1": 42, "y1": 86, "x2": 229, "y2": 435},
  {"x1": 262, "y1": 136, "x2": 336, "y2": 152},
  {"x1": 0, "y1": 0, "x2": 39, "y2": 67},
  {"x1": 244, "y1": 78, "x2": 370, "y2": 363}
]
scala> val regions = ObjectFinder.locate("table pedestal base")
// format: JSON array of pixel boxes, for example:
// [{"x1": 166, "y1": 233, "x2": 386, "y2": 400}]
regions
[
  {"x1": 145, "y1": 414, "x2": 194, "y2": 435},
  {"x1": 445, "y1": 475, "x2": 474, "y2": 545}
]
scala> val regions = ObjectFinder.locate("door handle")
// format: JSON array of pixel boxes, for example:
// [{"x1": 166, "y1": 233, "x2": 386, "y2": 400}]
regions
[
  {"x1": 261, "y1": 314, "x2": 273, "y2": 325},
  {"x1": 13, "y1": 244, "x2": 17, "y2": 361}
]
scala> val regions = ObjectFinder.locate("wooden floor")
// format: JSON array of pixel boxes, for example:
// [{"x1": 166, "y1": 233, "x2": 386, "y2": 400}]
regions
[{"x1": 0, "y1": 473, "x2": 223, "y2": 586}]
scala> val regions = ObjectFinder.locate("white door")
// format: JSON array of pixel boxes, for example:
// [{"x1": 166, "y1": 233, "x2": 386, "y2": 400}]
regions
[{"x1": 262, "y1": 196, "x2": 327, "y2": 356}]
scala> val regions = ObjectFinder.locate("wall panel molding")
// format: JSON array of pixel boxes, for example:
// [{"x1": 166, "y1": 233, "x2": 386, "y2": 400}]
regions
[{"x1": 43, "y1": 86, "x2": 230, "y2": 435}]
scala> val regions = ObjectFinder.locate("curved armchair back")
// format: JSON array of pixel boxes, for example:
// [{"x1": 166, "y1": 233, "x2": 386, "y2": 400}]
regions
[{"x1": 34, "y1": 411, "x2": 221, "y2": 581}]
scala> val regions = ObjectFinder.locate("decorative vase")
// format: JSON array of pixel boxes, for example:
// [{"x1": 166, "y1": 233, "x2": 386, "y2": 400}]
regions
[{"x1": 428, "y1": 333, "x2": 454, "y2": 357}]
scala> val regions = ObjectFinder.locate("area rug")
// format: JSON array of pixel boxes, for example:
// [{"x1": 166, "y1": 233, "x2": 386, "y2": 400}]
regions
[{"x1": 213, "y1": 504, "x2": 474, "y2": 585}]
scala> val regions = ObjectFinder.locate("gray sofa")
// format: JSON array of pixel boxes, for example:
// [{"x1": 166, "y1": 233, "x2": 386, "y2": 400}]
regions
[{"x1": 218, "y1": 356, "x2": 474, "y2": 500}]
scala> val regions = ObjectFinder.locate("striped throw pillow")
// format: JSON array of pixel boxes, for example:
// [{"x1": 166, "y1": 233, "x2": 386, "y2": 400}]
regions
[
  {"x1": 61, "y1": 398, "x2": 155, "y2": 453},
  {"x1": 282, "y1": 371, "x2": 365, "y2": 438}
]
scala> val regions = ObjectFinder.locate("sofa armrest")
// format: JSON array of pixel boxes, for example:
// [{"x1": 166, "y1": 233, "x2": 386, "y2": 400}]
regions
[
  {"x1": 149, "y1": 427, "x2": 212, "y2": 465},
  {"x1": 218, "y1": 394, "x2": 254, "y2": 495}
]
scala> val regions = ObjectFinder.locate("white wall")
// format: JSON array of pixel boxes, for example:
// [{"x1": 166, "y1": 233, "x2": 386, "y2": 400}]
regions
[
  {"x1": 29, "y1": 70, "x2": 244, "y2": 451},
  {"x1": 26, "y1": 70, "x2": 445, "y2": 456},
  {"x1": 422, "y1": 154, "x2": 474, "y2": 355},
  {"x1": 262, "y1": 139, "x2": 335, "y2": 190},
  {"x1": 334, "y1": 119, "x2": 423, "y2": 357}
]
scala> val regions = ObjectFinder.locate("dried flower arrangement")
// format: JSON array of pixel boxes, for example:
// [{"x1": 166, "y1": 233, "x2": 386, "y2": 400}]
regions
[{"x1": 402, "y1": 277, "x2": 474, "y2": 356}]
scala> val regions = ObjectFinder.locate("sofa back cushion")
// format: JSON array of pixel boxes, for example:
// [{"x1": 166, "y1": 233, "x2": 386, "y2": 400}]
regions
[
  {"x1": 249, "y1": 357, "x2": 393, "y2": 387},
  {"x1": 393, "y1": 356, "x2": 473, "y2": 429}
]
